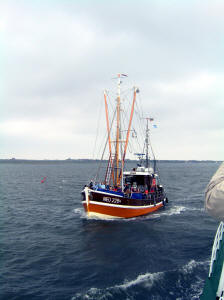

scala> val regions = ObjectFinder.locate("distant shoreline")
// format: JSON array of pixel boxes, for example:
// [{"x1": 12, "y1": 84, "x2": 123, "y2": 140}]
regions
[{"x1": 0, "y1": 159, "x2": 222, "y2": 164}]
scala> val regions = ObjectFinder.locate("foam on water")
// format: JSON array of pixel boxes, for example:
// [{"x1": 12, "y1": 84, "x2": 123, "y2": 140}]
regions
[
  {"x1": 71, "y1": 259, "x2": 208, "y2": 300},
  {"x1": 159, "y1": 205, "x2": 187, "y2": 216},
  {"x1": 181, "y1": 259, "x2": 209, "y2": 275},
  {"x1": 71, "y1": 271, "x2": 164, "y2": 300},
  {"x1": 144, "y1": 205, "x2": 187, "y2": 220},
  {"x1": 187, "y1": 207, "x2": 205, "y2": 212},
  {"x1": 74, "y1": 208, "x2": 122, "y2": 221},
  {"x1": 74, "y1": 208, "x2": 87, "y2": 219},
  {"x1": 74, "y1": 204, "x2": 188, "y2": 222},
  {"x1": 75, "y1": 202, "x2": 204, "y2": 224},
  {"x1": 117, "y1": 271, "x2": 164, "y2": 290}
]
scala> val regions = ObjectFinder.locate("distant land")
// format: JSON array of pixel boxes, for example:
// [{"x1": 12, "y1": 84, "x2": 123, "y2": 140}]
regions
[{"x1": 0, "y1": 158, "x2": 222, "y2": 164}]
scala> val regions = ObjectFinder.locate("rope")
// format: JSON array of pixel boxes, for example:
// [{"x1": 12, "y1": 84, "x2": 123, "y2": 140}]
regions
[
  {"x1": 92, "y1": 96, "x2": 103, "y2": 159},
  {"x1": 94, "y1": 108, "x2": 116, "y2": 182}
]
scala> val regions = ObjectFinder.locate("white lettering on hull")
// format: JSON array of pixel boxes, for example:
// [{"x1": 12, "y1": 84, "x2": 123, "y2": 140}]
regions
[{"x1": 103, "y1": 197, "x2": 122, "y2": 204}]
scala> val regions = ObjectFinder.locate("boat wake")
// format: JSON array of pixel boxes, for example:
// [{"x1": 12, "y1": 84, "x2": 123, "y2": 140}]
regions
[
  {"x1": 71, "y1": 259, "x2": 208, "y2": 300},
  {"x1": 74, "y1": 208, "x2": 87, "y2": 219},
  {"x1": 151, "y1": 205, "x2": 187, "y2": 218},
  {"x1": 74, "y1": 205, "x2": 191, "y2": 222},
  {"x1": 150, "y1": 205, "x2": 204, "y2": 219},
  {"x1": 160, "y1": 205, "x2": 204, "y2": 215}
]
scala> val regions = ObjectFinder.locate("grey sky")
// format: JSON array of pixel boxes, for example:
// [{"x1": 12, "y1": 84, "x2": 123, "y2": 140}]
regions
[{"x1": 1, "y1": 0, "x2": 223, "y2": 160}]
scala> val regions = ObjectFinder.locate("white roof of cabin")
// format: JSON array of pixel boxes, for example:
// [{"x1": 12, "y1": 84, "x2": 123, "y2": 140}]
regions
[{"x1": 124, "y1": 166, "x2": 154, "y2": 176}]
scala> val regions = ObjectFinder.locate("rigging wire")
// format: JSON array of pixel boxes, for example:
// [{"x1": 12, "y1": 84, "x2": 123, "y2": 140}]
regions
[
  {"x1": 120, "y1": 92, "x2": 135, "y2": 157},
  {"x1": 94, "y1": 108, "x2": 116, "y2": 182},
  {"x1": 108, "y1": 89, "x2": 160, "y2": 189},
  {"x1": 130, "y1": 101, "x2": 145, "y2": 156},
  {"x1": 94, "y1": 91, "x2": 116, "y2": 161},
  {"x1": 148, "y1": 131, "x2": 162, "y2": 181},
  {"x1": 90, "y1": 80, "x2": 160, "y2": 182},
  {"x1": 92, "y1": 96, "x2": 103, "y2": 160},
  {"x1": 119, "y1": 89, "x2": 145, "y2": 158}
]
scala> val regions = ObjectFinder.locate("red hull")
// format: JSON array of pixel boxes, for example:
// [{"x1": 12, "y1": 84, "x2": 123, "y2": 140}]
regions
[{"x1": 82, "y1": 201, "x2": 163, "y2": 218}]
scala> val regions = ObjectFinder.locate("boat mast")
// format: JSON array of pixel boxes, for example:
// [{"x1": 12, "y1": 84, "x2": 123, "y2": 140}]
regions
[
  {"x1": 115, "y1": 74, "x2": 121, "y2": 186},
  {"x1": 122, "y1": 88, "x2": 137, "y2": 164},
  {"x1": 145, "y1": 118, "x2": 150, "y2": 168},
  {"x1": 104, "y1": 91, "x2": 114, "y2": 185},
  {"x1": 118, "y1": 87, "x2": 137, "y2": 187},
  {"x1": 104, "y1": 91, "x2": 112, "y2": 159}
]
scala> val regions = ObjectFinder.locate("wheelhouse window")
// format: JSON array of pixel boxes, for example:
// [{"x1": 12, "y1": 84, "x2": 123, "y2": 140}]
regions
[{"x1": 124, "y1": 175, "x2": 151, "y2": 186}]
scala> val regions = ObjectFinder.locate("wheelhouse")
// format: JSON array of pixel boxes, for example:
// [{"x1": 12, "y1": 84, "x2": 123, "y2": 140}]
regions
[{"x1": 123, "y1": 166, "x2": 158, "y2": 192}]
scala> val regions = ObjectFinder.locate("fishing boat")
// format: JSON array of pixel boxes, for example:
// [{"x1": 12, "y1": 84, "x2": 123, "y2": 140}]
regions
[
  {"x1": 81, "y1": 74, "x2": 168, "y2": 219},
  {"x1": 200, "y1": 222, "x2": 224, "y2": 300}
]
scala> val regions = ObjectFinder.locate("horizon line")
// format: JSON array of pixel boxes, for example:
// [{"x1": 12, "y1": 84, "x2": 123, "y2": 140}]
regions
[{"x1": 0, "y1": 158, "x2": 222, "y2": 162}]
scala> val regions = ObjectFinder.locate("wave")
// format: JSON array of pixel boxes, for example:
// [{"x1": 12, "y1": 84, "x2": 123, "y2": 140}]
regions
[
  {"x1": 142, "y1": 205, "x2": 188, "y2": 220},
  {"x1": 71, "y1": 271, "x2": 164, "y2": 300},
  {"x1": 73, "y1": 205, "x2": 187, "y2": 222},
  {"x1": 158, "y1": 205, "x2": 204, "y2": 216},
  {"x1": 158, "y1": 205, "x2": 187, "y2": 216},
  {"x1": 73, "y1": 208, "x2": 122, "y2": 221},
  {"x1": 181, "y1": 259, "x2": 209, "y2": 274},
  {"x1": 71, "y1": 259, "x2": 208, "y2": 300},
  {"x1": 74, "y1": 204, "x2": 204, "y2": 222},
  {"x1": 187, "y1": 207, "x2": 204, "y2": 212},
  {"x1": 73, "y1": 208, "x2": 87, "y2": 219},
  {"x1": 116, "y1": 271, "x2": 164, "y2": 290}
]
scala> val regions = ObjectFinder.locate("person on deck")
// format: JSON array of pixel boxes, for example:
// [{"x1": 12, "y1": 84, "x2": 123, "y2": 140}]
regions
[
  {"x1": 124, "y1": 184, "x2": 129, "y2": 192},
  {"x1": 100, "y1": 182, "x2": 106, "y2": 189},
  {"x1": 117, "y1": 186, "x2": 122, "y2": 192}
]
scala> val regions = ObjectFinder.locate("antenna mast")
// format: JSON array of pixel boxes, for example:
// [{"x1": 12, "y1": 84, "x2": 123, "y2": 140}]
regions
[{"x1": 145, "y1": 118, "x2": 150, "y2": 168}]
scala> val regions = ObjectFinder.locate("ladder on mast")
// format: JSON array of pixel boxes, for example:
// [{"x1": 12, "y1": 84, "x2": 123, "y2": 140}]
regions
[{"x1": 104, "y1": 154, "x2": 115, "y2": 186}]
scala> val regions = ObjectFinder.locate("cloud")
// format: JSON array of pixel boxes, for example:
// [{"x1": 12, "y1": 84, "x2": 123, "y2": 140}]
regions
[{"x1": 1, "y1": 0, "x2": 223, "y2": 159}]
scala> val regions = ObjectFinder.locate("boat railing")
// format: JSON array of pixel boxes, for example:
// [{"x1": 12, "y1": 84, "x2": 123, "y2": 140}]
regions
[
  {"x1": 88, "y1": 183, "x2": 164, "y2": 202},
  {"x1": 209, "y1": 221, "x2": 224, "y2": 278}
]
